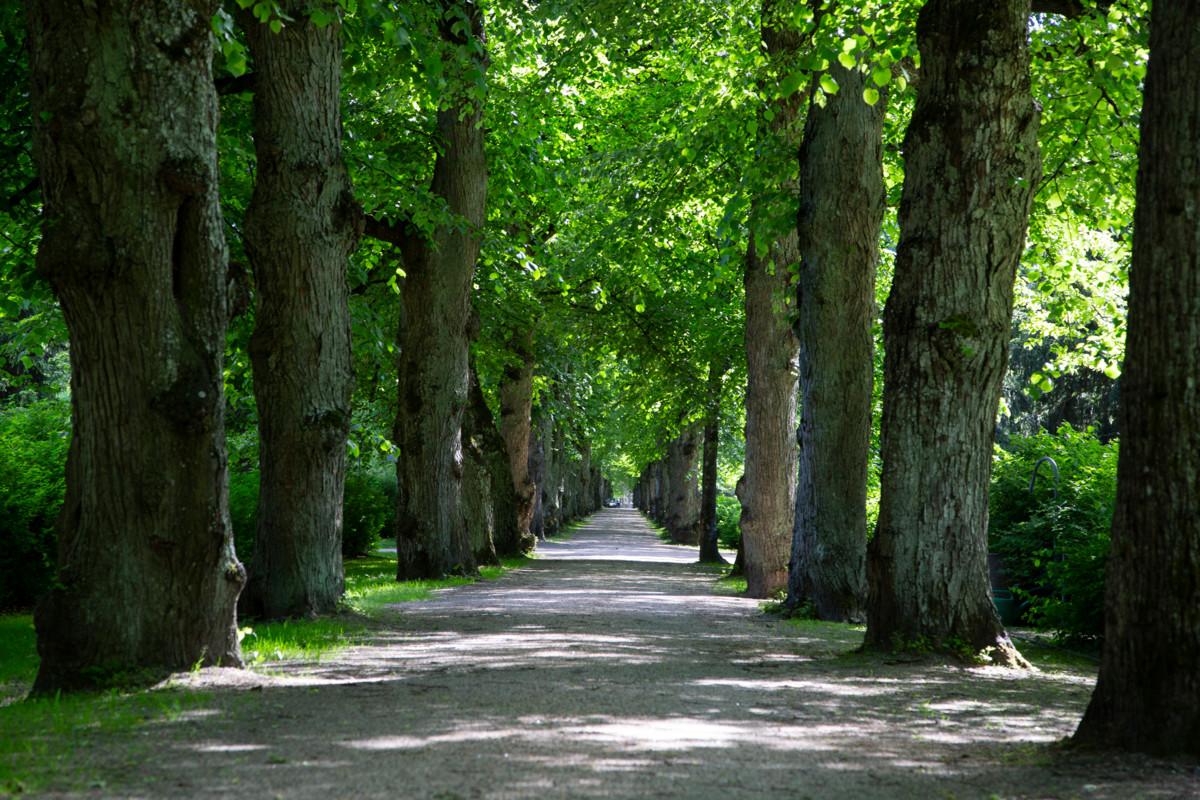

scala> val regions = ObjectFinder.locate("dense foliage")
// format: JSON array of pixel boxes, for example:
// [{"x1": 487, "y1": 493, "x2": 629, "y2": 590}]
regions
[{"x1": 989, "y1": 425, "x2": 1118, "y2": 641}]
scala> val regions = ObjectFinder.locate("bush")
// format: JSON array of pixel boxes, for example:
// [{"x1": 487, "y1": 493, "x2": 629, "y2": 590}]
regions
[
  {"x1": 716, "y1": 493, "x2": 741, "y2": 551},
  {"x1": 342, "y1": 464, "x2": 395, "y2": 558},
  {"x1": 228, "y1": 462, "x2": 395, "y2": 562},
  {"x1": 989, "y1": 424, "x2": 1117, "y2": 641},
  {"x1": 0, "y1": 398, "x2": 69, "y2": 609},
  {"x1": 227, "y1": 468, "x2": 259, "y2": 564}
]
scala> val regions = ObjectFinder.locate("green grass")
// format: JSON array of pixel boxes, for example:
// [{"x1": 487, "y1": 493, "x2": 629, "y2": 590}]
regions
[
  {"x1": 243, "y1": 553, "x2": 532, "y2": 664},
  {"x1": 713, "y1": 573, "x2": 748, "y2": 596},
  {"x1": 0, "y1": 688, "x2": 212, "y2": 796}
]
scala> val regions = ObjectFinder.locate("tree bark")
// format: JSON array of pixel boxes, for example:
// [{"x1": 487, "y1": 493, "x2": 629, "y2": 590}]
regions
[
  {"x1": 1073, "y1": 1, "x2": 1200, "y2": 756},
  {"x1": 498, "y1": 328, "x2": 537, "y2": 551},
  {"x1": 27, "y1": 0, "x2": 243, "y2": 690},
  {"x1": 739, "y1": 1, "x2": 802, "y2": 599},
  {"x1": 393, "y1": 4, "x2": 487, "y2": 579},
  {"x1": 461, "y1": 361, "x2": 502, "y2": 566},
  {"x1": 865, "y1": 0, "x2": 1040, "y2": 665},
  {"x1": 527, "y1": 414, "x2": 546, "y2": 539},
  {"x1": 238, "y1": 4, "x2": 359, "y2": 620},
  {"x1": 787, "y1": 63, "x2": 884, "y2": 622},
  {"x1": 699, "y1": 361, "x2": 728, "y2": 563},
  {"x1": 665, "y1": 429, "x2": 701, "y2": 545}
]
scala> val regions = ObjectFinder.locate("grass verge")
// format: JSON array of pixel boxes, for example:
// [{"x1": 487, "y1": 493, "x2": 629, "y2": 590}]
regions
[{"x1": 0, "y1": 687, "x2": 213, "y2": 796}]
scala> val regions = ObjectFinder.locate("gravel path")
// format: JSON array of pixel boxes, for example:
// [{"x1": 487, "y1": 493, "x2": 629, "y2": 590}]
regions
[{"x1": 49, "y1": 510, "x2": 1198, "y2": 799}]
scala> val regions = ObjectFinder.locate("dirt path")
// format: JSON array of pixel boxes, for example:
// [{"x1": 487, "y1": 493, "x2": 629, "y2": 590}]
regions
[{"x1": 49, "y1": 510, "x2": 1198, "y2": 798}]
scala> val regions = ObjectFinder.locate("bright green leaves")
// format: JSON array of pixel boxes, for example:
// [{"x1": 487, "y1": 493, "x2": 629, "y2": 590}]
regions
[
  {"x1": 819, "y1": 73, "x2": 839, "y2": 95},
  {"x1": 863, "y1": 86, "x2": 880, "y2": 106}
]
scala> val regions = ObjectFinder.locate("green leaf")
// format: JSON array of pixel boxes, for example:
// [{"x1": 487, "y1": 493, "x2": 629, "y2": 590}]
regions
[
  {"x1": 863, "y1": 87, "x2": 880, "y2": 106},
  {"x1": 819, "y1": 74, "x2": 839, "y2": 95},
  {"x1": 269, "y1": 18, "x2": 283, "y2": 34},
  {"x1": 778, "y1": 69, "x2": 806, "y2": 98},
  {"x1": 837, "y1": 51, "x2": 856, "y2": 70},
  {"x1": 872, "y1": 65, "x2": 891, "y2": 87}
]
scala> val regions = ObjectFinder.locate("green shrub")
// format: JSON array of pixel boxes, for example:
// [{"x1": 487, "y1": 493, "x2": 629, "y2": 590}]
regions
[
  {"x1": 227, "y1": 468, "x2": 259, "y2": 564},
  {"x1": 989, "y1": 424, "x2": 1117, "y2": 641},
  {"x1": 227, "y1": 462, "x2": 394, "y2": 561},
  {"x1": 0, "y1": 398, "x2": 69, "y2": 609},
  {"x1": 342, "y1": 464, "x2": 395, "y2": 557},
  {"x1": 716, "y1": 493, "x2": 741, "y2": 551}
]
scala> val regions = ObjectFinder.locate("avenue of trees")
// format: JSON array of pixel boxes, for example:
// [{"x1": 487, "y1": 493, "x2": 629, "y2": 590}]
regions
[{"x1": 0, "y1": 0, "x2": 1195, "y2": 758}]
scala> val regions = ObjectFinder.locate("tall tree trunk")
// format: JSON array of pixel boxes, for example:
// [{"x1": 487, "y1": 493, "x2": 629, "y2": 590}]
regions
[
  {"x1": 665, "y1": 429, "x2": 701, "y2": 545},
  {"x1": 393, "y1": 5, "x2": 487, "y2": 579},
  {"x1": 787, "y1": 63, "x2": 884, "y2": 622},
  {"x1": 864, "y1": 0, "x2": 1039, "y2": 665},
  {"x1": 528, "y1": 416, "x2": 546, "y2": 539},
  {"x1": 238, "y1": 4, "x2": 359, "y2": 620},
  {"x1": 27, "y1": 0, "x2": 243, "y2": 690},
  {"x1": 739, "y1": 1, "x2": 802, "y2": 599},
  {"x1": 498, "y1": 329, "x2": 537, "y2": 551},
  {"x1": 461, "y1": 361, "x2": 501, "y2": 566},
  {"x1": 1073, "y1": 2, "x2": 1200, "y2": 756},
  {"x1": 699, "y1": 361, "x2": 728, "y2": 563}
]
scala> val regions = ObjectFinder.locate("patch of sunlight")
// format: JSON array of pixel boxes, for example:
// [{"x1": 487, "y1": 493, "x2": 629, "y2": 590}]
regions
[{"x1": 191, "y1": 743, "x2": 269, "y2": 753}]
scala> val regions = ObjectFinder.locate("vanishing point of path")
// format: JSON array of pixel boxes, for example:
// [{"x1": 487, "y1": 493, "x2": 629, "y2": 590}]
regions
[{"x1": 51, "y1": 510, "x2": 1199, "y2": 799}]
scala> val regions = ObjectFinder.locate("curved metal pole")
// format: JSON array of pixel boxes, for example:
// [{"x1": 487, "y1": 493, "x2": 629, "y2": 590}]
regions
[{"x1": 1028, "y1": 456, "x2": 1060, "y2": 501}]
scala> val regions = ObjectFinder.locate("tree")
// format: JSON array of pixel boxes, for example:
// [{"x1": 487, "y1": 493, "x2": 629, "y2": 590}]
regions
[
  {"x1": 787, "y1": 62, "x2": 885, "y2": 622},
  {"x1": 498, "y1": 328, "x2": 538, "y2": 552},
  {"x1": 698, "y1": 360, "x2": 730, "y2": 563},
  {"x1": 738, "y1": 1, "x2": 802, "y2": 598},
  {"x1": 664, "y1": 428, "x2": 701, "y2": 544},
  {"x1": 237, "y1": 4, "x2": 360, "y2": 619},
  {"x1": 1073, "y1": 0, "x2": 1200, "y2": 756},
  {"x1": 391, "y1": 1, "x2": 489, "y2": 579},
  {"x1": 865, "y1": 0, "x2": 1040, "y2": 665},
  {"x1": 26, "y1": 0, "x2": 243, "y2": 690}
]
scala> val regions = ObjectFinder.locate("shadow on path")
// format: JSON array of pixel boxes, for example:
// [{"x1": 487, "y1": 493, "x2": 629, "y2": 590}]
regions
[{"x1": 45, "y1": 510, "x2": 1198, "y2": 799}]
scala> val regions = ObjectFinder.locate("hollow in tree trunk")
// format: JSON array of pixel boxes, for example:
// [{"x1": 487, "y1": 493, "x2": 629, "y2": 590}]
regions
[
  {"x1": 1073, "y1": 0, "x2": 1200, "y2": 756},
  {"x1": 865, "y1": 0, "x2": 1039, "y2": 666},
  {"x1": 27, "y1": 0, "x2": 243, "y2": 690}
]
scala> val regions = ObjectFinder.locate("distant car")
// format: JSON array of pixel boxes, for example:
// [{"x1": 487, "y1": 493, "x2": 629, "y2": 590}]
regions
[{"x1": 603, "y1": 498, "x2": 620, "y2": 508}]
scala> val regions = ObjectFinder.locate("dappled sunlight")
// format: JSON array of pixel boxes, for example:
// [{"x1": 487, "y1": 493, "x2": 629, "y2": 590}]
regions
[{"x1": 96, "y1": 510, "x2": 1189, "y2": 800}]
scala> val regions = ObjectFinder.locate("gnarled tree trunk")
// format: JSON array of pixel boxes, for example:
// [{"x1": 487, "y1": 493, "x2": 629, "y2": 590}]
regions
[
  {"x1": 27, "y1": 0, "x2": 243, "y2": 690},
  {"x1": 393, "y1": 4, "x2": 487, "y2": 579},
  {"x1": 1073, "y1": 1, "x2": 1200, "y2": 756},
  {"x1": 238, "y1": 4, "x2": 359, "y2": 620},
  {"x1": 787, "y1": 63, "x2": 884, "y2": 622},
  {"x1": 865, "y1": 0, "x2": 1039, "y2": 665}
]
